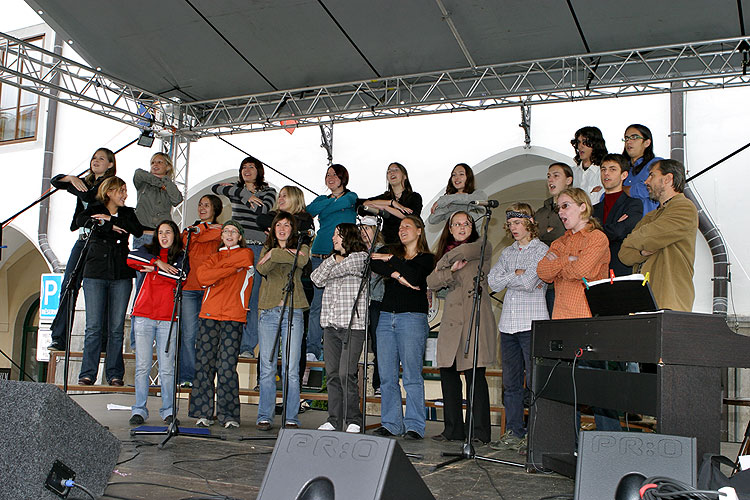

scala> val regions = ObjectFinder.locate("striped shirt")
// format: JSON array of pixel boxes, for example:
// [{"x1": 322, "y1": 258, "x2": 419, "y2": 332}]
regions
[
  {"x1": 311, "y1": 252, "x2": 368, "y2": 330},
  {"x1": 488, "y1": 238, "x2": 549, "y2": 334},
  {"x1": 211, "y1": 183, "x2": 276, "y2": 243},
  {"x1": 536, "y1": 227, "x2": 610, "y2": 319}
]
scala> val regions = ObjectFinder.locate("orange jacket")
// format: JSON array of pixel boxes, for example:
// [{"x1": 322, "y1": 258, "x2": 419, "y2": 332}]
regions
[
  {"x1": 197, "y1": 246, "x2": 255, "y2": 322},
  {"x1": 182, "y1": 223, "x2": 222, "y2": 291}
]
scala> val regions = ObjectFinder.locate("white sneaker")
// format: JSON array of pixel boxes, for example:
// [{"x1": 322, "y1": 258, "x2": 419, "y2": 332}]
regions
[
  {"x1": 345, "y1": 423, "x2": 361, "y2": 433},
  {"x1": 239, "y1": 351, "x2": 254, "y2": 359},
  {"x1": 306, "y1": 353, "x2": 318, "y2": 362},
  {"x1": 224, "y1": 420, "x2": 240, "y2": 428},
  {"x1": 196, "y1": 418, "x2": 214, "y2": 427},
  {"x1": 318, "y1": 422, "x2": 335, "y2": 431}
]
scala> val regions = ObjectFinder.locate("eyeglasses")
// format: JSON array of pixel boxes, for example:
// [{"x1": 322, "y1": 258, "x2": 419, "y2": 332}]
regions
[
  {"x1": 622, "y1": 134, "x2": 645, "y2": 142},
  {"x1": 222, "y1": 229, "x2": 240, "y2": 235},
  {"x1": 558, "y1": 202, "x2": 575, "y2": 210},
  {"x1": 570, "y1": 138, "x2": 592, "y2": 147},
  {"x1": 450, "y1": 221, "x2": 472, "y2": 228}
]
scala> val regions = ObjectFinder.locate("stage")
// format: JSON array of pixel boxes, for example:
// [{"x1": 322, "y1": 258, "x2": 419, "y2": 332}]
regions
[{"x1": 77, "y1": 393, "x2": 575, "y2": 500}]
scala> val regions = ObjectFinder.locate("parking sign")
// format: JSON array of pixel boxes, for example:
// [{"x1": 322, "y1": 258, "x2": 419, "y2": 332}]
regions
[{"x1": 40, "y1": 274, "x2": 63, "y2": 319}]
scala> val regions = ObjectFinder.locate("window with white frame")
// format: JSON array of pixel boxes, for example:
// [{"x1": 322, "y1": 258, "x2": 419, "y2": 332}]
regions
[{"x1": 0, "y1": 35, "x2": 44, "y2": 144}]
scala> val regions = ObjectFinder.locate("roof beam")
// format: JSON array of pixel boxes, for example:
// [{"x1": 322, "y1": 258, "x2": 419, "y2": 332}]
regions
[{"x1": 434, "y1": 0, "x2": 476, "y2": 70}]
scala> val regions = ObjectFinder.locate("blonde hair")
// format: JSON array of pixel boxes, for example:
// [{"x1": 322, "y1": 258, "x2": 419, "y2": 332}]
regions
[
  {"x1": 274, "y1": 185, "x2": 305, "y2": 214},
  {"x1": 504, "y1": 202, "x2": 539, "y2": 239},
  {"x1": 96, "y1": 176, "x2": 127, "y2": 204},
  {"x1": 557, "y1": 187, "x2": 603, "y2": 231},
  {"x1": 150, "y1": 152, "x2": 174, "y2": 179}
]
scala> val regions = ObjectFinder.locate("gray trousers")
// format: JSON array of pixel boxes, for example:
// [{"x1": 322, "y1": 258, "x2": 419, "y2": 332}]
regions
[{"x1": 323, "y1": 327, "x2": 365, "y2": 429}]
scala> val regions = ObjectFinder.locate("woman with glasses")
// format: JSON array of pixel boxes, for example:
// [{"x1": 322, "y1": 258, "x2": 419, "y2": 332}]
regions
[
  {"x1": 426, "y1": 211, "x2": 496, "y2": 444},
  {"x1": 188, "y1": 220, "x2": 254, "y2": 428},
  {"x1": 621, "y1": 124, "x2": 662, "y2": 214},
  {"x1": 427, "y1": 163, "x2": 487, "y2": 227},
  {"x1": 537, "y1": 188, "x2": 609, "y2": 319},
  {"x1": 570, "y1": 126, "x2": 607, "y2": 203},
  {"x1": 360, "y1": 162, "x2": 423, "y2": 245}
]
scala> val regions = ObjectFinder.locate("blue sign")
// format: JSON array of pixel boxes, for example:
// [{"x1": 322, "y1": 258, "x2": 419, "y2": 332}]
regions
[{"x1": 40, "y1": 274, "x2": 63, "y2": 319}]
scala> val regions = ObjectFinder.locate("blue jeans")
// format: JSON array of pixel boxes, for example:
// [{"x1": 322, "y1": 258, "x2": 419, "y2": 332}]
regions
[
  {"x1": 376, "y1": 311, "x2": 428, "y2": 436},
  {"x1": 305, "y1": 256, "x2": 324, "y2": 359},
  {"x1": 132, "y1": 316, "x2": 175, "y2": 420},
  {"x1": 239, "y1": 244, "x2": 263, "y2": 354},
  {"x1": 80, "y1": 278, "x2": 132, "y2": 382},
  {"x1": 258, "y1": 306, "x2": 303, "y2": 425},
  {"x1": 130, "y1": 233, "x2": 153, "y2": 349},
  {"x1": 501, "y1": 330, "x2": 532, "y2": 437},
  {"x1": 179, "y1": 289, "x2": 204, "y2": 383}
]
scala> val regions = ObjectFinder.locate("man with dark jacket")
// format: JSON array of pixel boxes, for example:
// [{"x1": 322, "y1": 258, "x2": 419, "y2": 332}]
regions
[{"x1": 593, "y1": 154, "x2": 643, "y2": 276}]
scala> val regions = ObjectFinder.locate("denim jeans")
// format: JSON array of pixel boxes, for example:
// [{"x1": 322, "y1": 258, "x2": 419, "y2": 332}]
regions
[
  {"x1": 80, "y1": 278, "x2": 132, "y2": 382},
  {"x1": 500, "y1": 330, "x2": 532, "y2": 437},
  {"x1": 376, "y1": 311, "x2": 428, "y2": 436},
  {"x1": 130, "y1": 233, "x2": 153, "y2": 349},
  {"x1": 258, "y1": 306, "x2": 303, "y2": 425},
  {"x1": 239, "y1": 244, "x2": 263, "y2": 354},
  {"x1": 305, "y1": 256, "x2": 324, "y2": 359},
  {"x1": 131, "y1": 316, "x2": 175, "y2": 420},
  {"x1": 179, "y1": 289, "x2": 204, "y2": 383}
]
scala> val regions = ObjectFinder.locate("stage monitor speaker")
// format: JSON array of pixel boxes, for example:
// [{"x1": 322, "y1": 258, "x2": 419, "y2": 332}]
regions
[
  {"x1": 574, "y1": 431, "x2": 697, "y2": 500},
  {"x1": 0, "y1": 380, "x2": 121, "y2": 499},
  {"x1": 257, "y1": 428, "x2": 435, "y2": 500}
]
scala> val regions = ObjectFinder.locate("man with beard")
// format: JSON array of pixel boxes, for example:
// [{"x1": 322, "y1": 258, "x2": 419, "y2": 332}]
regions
[{"x1": 619, "y1": 159, "x2": 698, "y2": 311}]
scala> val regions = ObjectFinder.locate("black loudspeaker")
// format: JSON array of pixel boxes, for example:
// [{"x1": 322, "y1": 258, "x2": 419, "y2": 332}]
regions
[
  {"x1": 257, "y1": 428, "x2": 435, "y2": 500},
  {"x1": 574, "y1": 431, "x2": 697, "y2": 500},
  {"x1": 0, "y1": 380, "x2": 121, "y2": 499}
]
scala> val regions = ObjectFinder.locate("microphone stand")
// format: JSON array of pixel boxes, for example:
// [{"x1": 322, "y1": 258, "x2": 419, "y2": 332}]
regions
[
  {"x1": 131, "y1": 229, "x2": 223, "y2": 446},
  {"x1": 240, "y1": 234, "x2": 305, "y2": 442},
  {"x1": 341, "y1": 213, "x2": 381, "y2": 433},
  {"x1": 62, "y1": 219, "x2": 98, "y2": 392},
  {"x1": 431, "y1": 206, "x2": 523, "y2": 471}
]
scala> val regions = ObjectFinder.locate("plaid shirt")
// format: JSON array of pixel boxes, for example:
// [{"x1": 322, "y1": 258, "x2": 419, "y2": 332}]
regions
[
  {"x1": 488, "y1": 238, "x2": 549, "y2": 334},
  {"x1": 537, "y1": 228, "x2": 610, "y2": 319},
  {"x1": 310, "y1": 252, "x2": 368, "y2": 330}
]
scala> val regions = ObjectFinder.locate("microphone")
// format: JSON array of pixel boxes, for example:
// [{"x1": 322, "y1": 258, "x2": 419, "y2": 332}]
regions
[
  {"x1": 469, "y1": 199, "x2": 500, "y2": 208},
  {"x1": 185, "y1": 226, "x2": 200, "y2": 233},
  {"x1": 357, "y1": 205, "x2": 390, "y2": 218},
  {"x1": 299, "y1": 228, "x2": 315, "y2": 237}
]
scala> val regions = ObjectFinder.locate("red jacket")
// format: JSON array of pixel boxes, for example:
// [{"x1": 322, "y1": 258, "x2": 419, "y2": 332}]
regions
[
  {"x1": 127, "y1": 246, "x2": 184, "y2": 321},
  {"x1": 197, "y1": 246, "x2": 254, "y2": 322},
  {"x1": 182, "y1": 222, "x2": 222, "y2": 291}
]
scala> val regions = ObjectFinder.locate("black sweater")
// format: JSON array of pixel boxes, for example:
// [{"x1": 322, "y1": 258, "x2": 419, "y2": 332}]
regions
[
  {"x1": 75, "y1": 203, "x2": 144, "y2": 280},
  {"x1": 371, "y1": 252, "x2": 434, "y2": 314}
]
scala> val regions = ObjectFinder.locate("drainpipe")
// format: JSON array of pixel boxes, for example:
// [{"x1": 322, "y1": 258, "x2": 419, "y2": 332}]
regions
[
  {"x1": 669, "y1": 82, "x2": 729, "y2": 316},
  {"x1": 38, "y1": 33, "x2": 63, "y2": 272}
]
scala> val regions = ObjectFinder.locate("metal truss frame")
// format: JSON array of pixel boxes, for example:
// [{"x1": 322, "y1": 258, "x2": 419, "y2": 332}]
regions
[
  {"x1": 3, "y1": 30, "x2": 750, "y2": 137},
  {"x1": 0, "y1": 31, "x2": 177, "y2": 132},
  {"x1": 182, "y1": 36, "x2": 750, "y2": 136}
]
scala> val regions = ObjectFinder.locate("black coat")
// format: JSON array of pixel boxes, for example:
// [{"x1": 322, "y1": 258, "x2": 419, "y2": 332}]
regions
[
  {"x1": 51, "y1": 174, "x2": 107, "y2": 231},
  {"x1": 592, "y1": 192, "x2": 643, "y2": 276},
  {"x1": 75, "y1": 203, "x2": 144, "y2": 280}
]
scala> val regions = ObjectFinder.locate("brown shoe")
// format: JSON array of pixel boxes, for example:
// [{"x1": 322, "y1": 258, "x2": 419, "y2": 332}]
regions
[
  {"x1": 285, "y1": 422, "x2": 299, "y2": 429},
  {"x1": 78, "y1": 377, "x2": 94, "y2": 386},
  {"x1": 109, "y1": 378, "x2": 124, "y2": 386}
]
